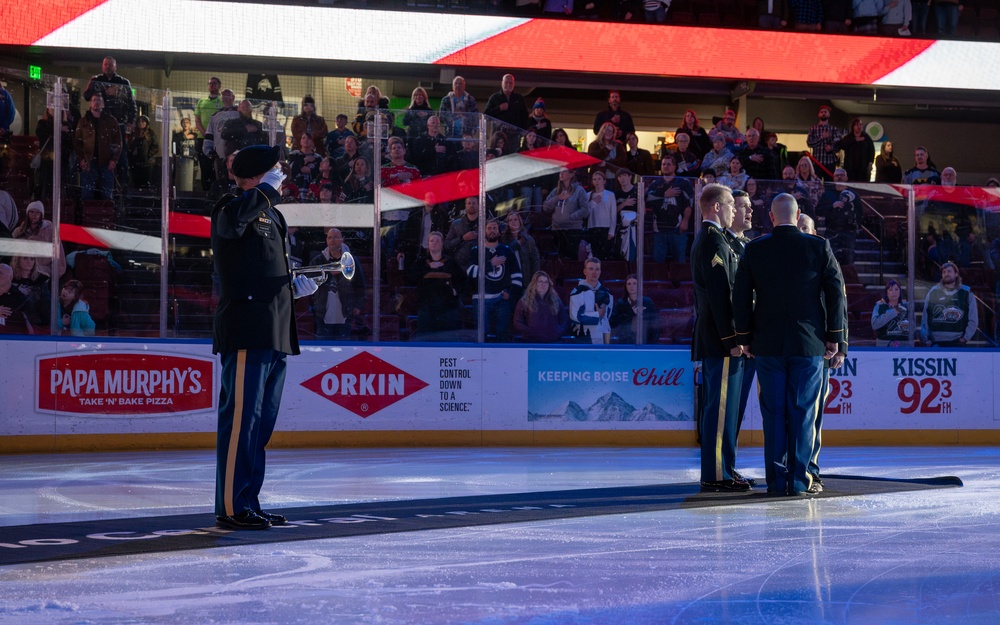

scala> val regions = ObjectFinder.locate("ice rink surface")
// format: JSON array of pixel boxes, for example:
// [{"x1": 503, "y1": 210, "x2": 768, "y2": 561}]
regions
[{"x1": 1, "y1": 446, "x2": 999, "y2": 625}]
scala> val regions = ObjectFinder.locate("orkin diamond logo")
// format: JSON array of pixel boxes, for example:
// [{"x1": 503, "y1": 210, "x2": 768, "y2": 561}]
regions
[{"x1": 300, "y1": 352, "x2": 429, "y2": 417}]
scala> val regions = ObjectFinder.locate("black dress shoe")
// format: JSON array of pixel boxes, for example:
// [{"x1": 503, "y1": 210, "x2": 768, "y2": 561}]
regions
[
  {"x1": 807, "y1": 481, "x2": 823, "y2": 494},
  {"x1": 256, "y1": 510, "x2": 287, "y2": 526},
  {"x1": 217, "y1": 510, "x2": 271, "y2": 530},
  {"x1": 733, "y1": 470, "x2": 758, "y2": 487},
  {"x1": 701, "y1": 479, "x2": 752, "y2": 492}
]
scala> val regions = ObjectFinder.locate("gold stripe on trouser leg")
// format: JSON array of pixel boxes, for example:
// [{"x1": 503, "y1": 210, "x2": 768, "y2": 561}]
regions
[
  {"x1": 716, "y1": 358, "x2": 730, "y2": 481},
  {"x1": 224, "y1": 350, "x2": 247, "y2": 516}
]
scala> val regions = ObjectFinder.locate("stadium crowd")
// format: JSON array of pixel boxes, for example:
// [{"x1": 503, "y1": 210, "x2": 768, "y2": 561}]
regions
[{"x1": 2, "y1": 57, "x2": 999, "y2": 345}]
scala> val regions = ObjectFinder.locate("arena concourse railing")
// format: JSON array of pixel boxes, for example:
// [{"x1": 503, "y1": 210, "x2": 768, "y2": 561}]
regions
[{"x1": 2, "y1": 72, "x2": 998, "y2": 349}]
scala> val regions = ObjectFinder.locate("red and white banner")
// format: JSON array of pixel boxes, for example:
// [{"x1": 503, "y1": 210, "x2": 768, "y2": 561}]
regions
[{"x1": 3, "y1": 1, "x2": 999, "y2": 91}]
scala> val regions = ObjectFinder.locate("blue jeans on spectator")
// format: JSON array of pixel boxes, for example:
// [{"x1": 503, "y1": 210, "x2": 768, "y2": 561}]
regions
[
  {"x1": 80, "y1": 159, "x2": 115, "y2": 200},
  {"x1": 934, "y1": 4, "x2": 959, "y2": 36},
  {"x1": 654, "y1": 228, "x2": 687, "y2": 264},
  {"x1": 520, "y1": 184, "x2": 543, "y2": 212},
  {"x1": 911, "y1": 1, "x2": 930, "y2": 35},
  {"x1": 484, "y1": 297, "x2": 512, "y2": 342},
  {"x1": 645, "y1": 6, "x2": 666, "y2": 22}
]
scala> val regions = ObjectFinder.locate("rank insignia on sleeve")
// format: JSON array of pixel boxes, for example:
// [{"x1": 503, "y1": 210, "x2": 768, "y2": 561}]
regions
[{"x1": 711, "y1": 254, "x2": 724, "y2": 267}]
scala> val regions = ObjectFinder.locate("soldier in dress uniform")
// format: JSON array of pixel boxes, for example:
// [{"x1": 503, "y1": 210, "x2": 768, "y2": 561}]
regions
[
  {"x1": 733, "y1": 193, "x2": 846, "y2": 497},
  {"x1": 211, "y1": 144, "x2": 318, "y2": 530},
  {"x1": 691, "y1": 183, "x2": 749, "y2": 492}
]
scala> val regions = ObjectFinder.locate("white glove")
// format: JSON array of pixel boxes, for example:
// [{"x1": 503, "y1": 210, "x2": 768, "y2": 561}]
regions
[
  {"x1": 292, "y1": 275, "x2": 319, "y2": 299},
  {"x1": 260, "y1": 167, "x2": 286, "y2": 191}
]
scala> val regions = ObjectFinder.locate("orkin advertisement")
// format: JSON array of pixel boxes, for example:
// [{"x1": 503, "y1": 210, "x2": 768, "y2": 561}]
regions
[{"x1": 36, "y1": 351, "x2": 216, "y2": 416}]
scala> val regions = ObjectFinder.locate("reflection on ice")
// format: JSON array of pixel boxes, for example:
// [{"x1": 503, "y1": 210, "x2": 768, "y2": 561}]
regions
[{"x1": 1, "y1": 447, "x2": 999, "y2": 624}]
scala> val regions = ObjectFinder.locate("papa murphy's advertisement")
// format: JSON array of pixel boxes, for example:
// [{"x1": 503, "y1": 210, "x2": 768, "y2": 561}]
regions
[
  {"x1": 526, "y1": 350, "x2": 694, "y2": 429},
  {"x1": 36, "y1": 351, "x2": 216, "y2": 416}
]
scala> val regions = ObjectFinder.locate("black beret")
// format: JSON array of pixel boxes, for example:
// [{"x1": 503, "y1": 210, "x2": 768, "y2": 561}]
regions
[{"x1": 231, "y1": 145, "x2": 280, "y2": 179}]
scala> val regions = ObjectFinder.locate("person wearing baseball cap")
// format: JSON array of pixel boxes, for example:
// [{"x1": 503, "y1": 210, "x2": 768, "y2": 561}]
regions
[{"x1": 210, "y1": 143, "x2": 318, "y2": 531}]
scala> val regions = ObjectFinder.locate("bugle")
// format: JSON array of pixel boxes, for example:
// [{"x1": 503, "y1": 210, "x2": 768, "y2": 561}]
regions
[{"x1": 291, "y1": 251, "x2": 356, "y2": 285}]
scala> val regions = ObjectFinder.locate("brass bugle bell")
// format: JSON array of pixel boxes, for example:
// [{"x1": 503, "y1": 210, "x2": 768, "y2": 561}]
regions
[{"x1": 291, "y1": 251, "x2": 356, "y2": 285}]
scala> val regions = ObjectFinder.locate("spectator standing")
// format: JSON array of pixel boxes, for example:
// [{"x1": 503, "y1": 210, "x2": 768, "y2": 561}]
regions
[
  {"x1": 794, "y1": 156, "x2": 824, "y2": 216},
  {"x1": 719, "y1": 156, "x2": 750, "y2": 192},
  {"x1": 624, "y1": 132, "x2": 655, "y2": 177},
  {"x1": 467, "y1": 219, "x2": 523, "y2": 342},
  {"x1": 921, "y1": 261, "x2": 977, "y2": 346},
  {"x1": 806, "y1": 105, "x2": 844, "y2": 180},
  {"x1": 399, "y1": 199, "x2": 452, "y2": 268},
  {"x1": 309, "y1": 227, "x2": 366, "y2": 340},
  {"x1": 882, "y1": 0, "x2": 913, "y2": 35},
  {"x1": 128, "y1": 114, "x2": 158, "y2": 189},
  {"x1": 342, "y1": 158, "x2": 374, "y2": 204},
  {"x1": 221, "y1": 100, "x2": 266, "y2": 154},
  {"x1": 593, "y1": 91, "x2": 635, "y2": 141},
  {"x1": 403, "y1": 86, "x2": 434, "y2": 142},
  {"x1": 543, "y1": 169, "x2": 590, "y2": 258},
  {"x1": 325, "y1": 114, "x2": 354, "y2": 160},
  {"x1": 12, "y1": 201, "x2": 66, "y2": 280},
  {"x1": 791, "y1": 0, "x2": 824, "y2": 29},
  {"x1": 0, "y1": 263, "x2": 32, "y2": 335},
  {"x1": 445, "y1": 196, "x2": 482, "y2": 268},
  {"x1": 702, "y1": 134, "x2": 735, "y2": 178},
  {"x1": 514, "y1": 271, "x2": 569, "y2": 342},
  {"x1": 380, "y1": 136, "x2": 422, "y2": 188},
  {"x1": 871, "y1": 279, "x2": 909, "y2": 346},
  {"x1": 484, "y1": 74, "x2": 529, "y2": 130},
  {"x1": 84, "y1": 56, "x2": 136, "y2": 186},
  {"x1": 763, "y1": 132, "x2": 789, "y2": 176},
  {"x1": 195, "y1": 77, "x2": 223, "y2": 190},
  {"x1": 528, "y1": 99, "x2": 552, "y2": 141},
  {"x1": 738, "y1": 128, "x2": 779, "y2": 182},
  {"x1": 10, "y1": 256, "x2": 50, "y2": 328},
  {"x1": 57, "y1": 279, "x2": 96, "y2": 336},
  {"x1": 588, "y1": 122, "x2": 628, "y2": 182},
  {"x1": 671, "y1": 131, "x2": 702, "y2": 177},
  {"x1": 75, "y1": 93, "x2": 122, "y2": 201},
  {"x1": 645, "y1": 154, "x2": 694, "y2": 263},
  {"x1": 821, "y1": 168, "x2": 863, "y2": 265},
  {"x1": 676, "y1": 109, "x2": 712, "y2": 159},
  {"x1": 874, "y1": 140, "x2": 902, "y2": 183},
  {"x1": 837, "y1": 118, "x2": 876, "y2": 182},
  {"x1": 203, "y1": 89, "x2": 239, "y2": 181},
  {"x1": 903, "y1": 146, "x2": 941, "y2": 185},
  {"x1": 911, "y1": 0, "x2": 931, "y2": 34},
  {"x1": 615, "y1": 169, "x2": 640, "y2": 259},
  {"x1": 0, "y1": 84, "x2": 15, "y2": 138},
  {"x1": 934, "y1": 0, "x2": 963, "y2": 37},
  {"x1": 410, "y1": 116, "x2": 455, "y2": 176},
  {"x1": 708, "y1": 109, "x2": 746, "y2": 150},
  {"x1": 0, "y1": 190, "x2": 17, "y2": 239},
  {"x1": 851, "y1": 0, "x2": 884, "y2": 33},
  {"x1": 409, "y1": 230, "x2": 467, "y2": 340},
  {"x1": 569, "y1": 257, "x2": 613, "y2": 344},
  {"x1": 610, "y1": 274, "x2": 658, "y2": 344},
  {"x1": 287, "y1": 133, "x2": 323, "y2": 191},
  {"x1": 643, "y1": 0, "x2": 671, "y2": 23},
  {"x1": 439, "y1": 76, "x2": 479, "y2": 140},
  {"x1": 586, "y1": 170, "x2": 618, "y2": 260},
  {"x1": 502, "y1": 211, "x2": 541, "y2": 285},
  {"x1": 759, "y1": 0, "x2": 790, "y2": 28},
  {"x1": 290, "y1": 95, "x2": 329, "y2": 156}
]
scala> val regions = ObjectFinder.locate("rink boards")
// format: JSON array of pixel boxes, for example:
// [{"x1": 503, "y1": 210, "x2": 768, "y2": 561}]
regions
[{"x1": 2, "y1": 339, "x2": 998, "y2": 453}]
